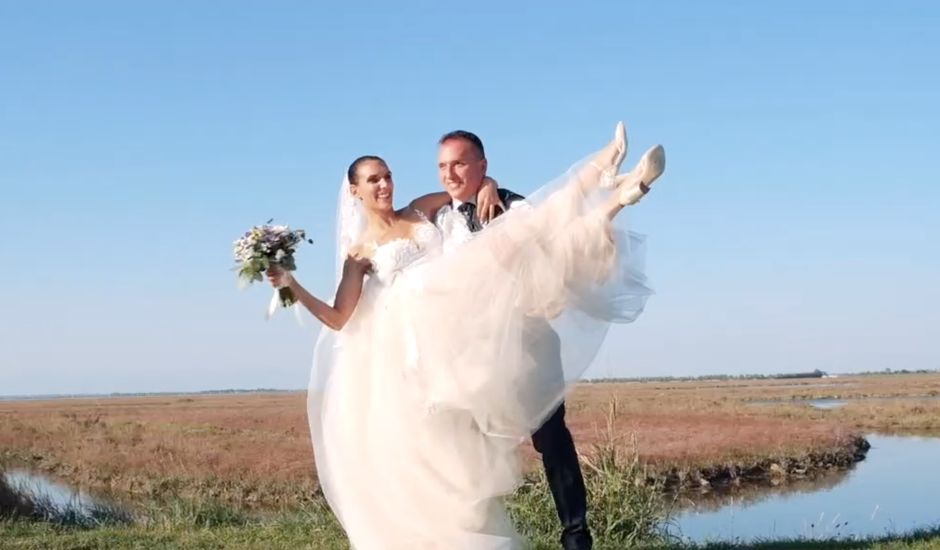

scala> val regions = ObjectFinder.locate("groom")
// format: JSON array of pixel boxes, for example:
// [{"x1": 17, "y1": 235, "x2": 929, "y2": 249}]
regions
[{"x1": 434, "y1": 130, "x2": 593, "y2": 550}]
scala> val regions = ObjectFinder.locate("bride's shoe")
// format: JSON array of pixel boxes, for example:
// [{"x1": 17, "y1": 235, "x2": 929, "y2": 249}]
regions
[
  {"x1": 591, "y1": 121, "x2": 628, "y2": 189},
  {"x1": 616, "y1": 144, "x2": 665, "y2": 205}
]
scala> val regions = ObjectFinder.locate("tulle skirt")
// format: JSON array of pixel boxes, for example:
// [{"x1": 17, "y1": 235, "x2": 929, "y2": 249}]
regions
[{"x1": 308, "y1": 157, "x2": 653, "y2": 548}]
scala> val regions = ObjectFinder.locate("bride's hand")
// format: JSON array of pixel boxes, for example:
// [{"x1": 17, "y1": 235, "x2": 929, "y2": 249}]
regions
[
  {"x1": 266, "y1": 265, "x2": 292, "y2": 289},
  {"x1": 347, "y1": 254, "x2": 373, "y2": 275},
  {"x1": 477, "y1": 176, "x2": 505, "y2": 223}
]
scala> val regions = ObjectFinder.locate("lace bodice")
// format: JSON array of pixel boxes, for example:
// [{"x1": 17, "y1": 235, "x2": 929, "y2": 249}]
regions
[{"x1": 369, "y1": 221, "x2": 442, "y2": 285}]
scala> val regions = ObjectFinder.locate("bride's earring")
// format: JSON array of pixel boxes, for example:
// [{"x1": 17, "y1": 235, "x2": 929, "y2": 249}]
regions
[{"x1": 616, "y1": 145, "x2": 665, "y2": 206}]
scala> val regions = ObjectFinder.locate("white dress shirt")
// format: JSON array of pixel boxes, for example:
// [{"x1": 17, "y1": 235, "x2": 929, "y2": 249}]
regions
[{"x1": 435, "y1": 194, "x2": 530, "y2": 254}]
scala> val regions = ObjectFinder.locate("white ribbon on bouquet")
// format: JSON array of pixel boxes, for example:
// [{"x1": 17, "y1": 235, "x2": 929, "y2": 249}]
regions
[{"x1": 265, "y1": 270, "x2": 304, "y2": 324}]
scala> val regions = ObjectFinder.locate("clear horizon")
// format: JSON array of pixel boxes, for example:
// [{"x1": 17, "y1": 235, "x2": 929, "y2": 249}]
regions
[{"x1": 2, "y1": 368, "x2": 935, "y2": 400}]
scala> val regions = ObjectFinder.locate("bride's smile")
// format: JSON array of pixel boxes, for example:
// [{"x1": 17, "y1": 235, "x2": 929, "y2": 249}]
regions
[{"x1": 349, "y1": 159, "x2": 396, "y2": 211}]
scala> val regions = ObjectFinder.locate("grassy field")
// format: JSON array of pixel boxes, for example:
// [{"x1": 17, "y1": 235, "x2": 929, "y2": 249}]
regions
[
  {"x1": 2, "y1": 372, "x2": 939, "y2": 547},
  {"x1": 3, "y1": 470, "x2": 940, "y2": 549},
  {"x1": 3, "y1": 520, "x2": 940, "y2": 549}
]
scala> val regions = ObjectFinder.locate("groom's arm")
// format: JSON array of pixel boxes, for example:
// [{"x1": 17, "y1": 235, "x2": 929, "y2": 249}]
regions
[{"x1": 410, "y1": 178, "x2": 504, "y2": 221}]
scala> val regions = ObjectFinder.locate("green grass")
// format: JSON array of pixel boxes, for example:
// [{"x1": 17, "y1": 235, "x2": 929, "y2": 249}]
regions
[
  {"x1": 3, "y1": 517, "x2": 939, "y2": 550},
  {"x1": 688, "y1": 528, "x2": 940, "y2": 550},
  {"x1": 1, "y1": 493, "x2": 349, "y2": 549},
  {"x1": 0, "y1": 516, "x2": 344, "y2": 550}
]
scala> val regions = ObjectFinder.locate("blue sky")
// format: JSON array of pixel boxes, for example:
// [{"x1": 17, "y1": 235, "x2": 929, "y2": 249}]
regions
[{"x1": 2, "y1": 1, "x2": 938, "y2": 395}]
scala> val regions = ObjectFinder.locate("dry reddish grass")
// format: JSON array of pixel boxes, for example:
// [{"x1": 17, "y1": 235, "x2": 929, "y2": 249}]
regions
[
  {"x1": 567, "y1": 373, "x2": 940, "y2": 435},
  {"x1": 0, "y1": 394, "x2": 315, "y2": 504},
  {"x1": 1, "y1": 373, "x2": 936, "y2": 505}
]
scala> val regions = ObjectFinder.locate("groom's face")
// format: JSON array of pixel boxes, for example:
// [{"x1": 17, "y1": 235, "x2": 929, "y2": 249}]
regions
[{"x1": 438, "y1": 138, "x2": 487, "y2": 203}]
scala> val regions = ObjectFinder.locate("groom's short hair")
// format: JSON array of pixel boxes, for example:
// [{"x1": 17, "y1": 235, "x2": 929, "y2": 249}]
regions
[{"x1": 439, "y1": 130, "x2": 485, "y2": 160}]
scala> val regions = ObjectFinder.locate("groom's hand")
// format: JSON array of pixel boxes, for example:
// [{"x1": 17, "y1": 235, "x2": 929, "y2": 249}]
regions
[{"x1": 477, "y1": 176, "x2": 506, "y2": 223}]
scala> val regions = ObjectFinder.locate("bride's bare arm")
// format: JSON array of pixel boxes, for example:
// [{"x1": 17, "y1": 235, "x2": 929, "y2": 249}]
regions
[
  {"x1": 408, "y1": 177, "x2": 504, "y2": 221},
  {"x1": 269, "y1": 255, "x2": 371, "y2": 330}
]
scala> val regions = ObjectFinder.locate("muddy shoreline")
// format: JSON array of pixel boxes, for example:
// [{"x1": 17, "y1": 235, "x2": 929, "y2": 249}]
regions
[{"x1": 653, "y1": 435, "x2": 870, "y2": 491}]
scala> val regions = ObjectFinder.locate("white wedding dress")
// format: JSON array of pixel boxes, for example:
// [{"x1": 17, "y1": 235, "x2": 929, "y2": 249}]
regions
[{"x1": 307, "y1": 158, "x2": 653, "y2": 549}]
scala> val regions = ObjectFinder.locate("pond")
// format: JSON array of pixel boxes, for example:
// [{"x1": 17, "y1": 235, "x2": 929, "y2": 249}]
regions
[
  {"x1": 2, "y1": 469, "x2": 125, "y2": 521},
  {"x1": 672, "y1": 434, "x2": 940, "y2": 542},
  {"x1": 750, "y1": 395, "x2": 940, "y2": 410}
]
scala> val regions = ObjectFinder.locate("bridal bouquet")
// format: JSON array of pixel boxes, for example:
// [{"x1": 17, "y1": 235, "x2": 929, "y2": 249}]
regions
[{"x1": 233, "y1": 221, "x2": 312, "y2": 313}]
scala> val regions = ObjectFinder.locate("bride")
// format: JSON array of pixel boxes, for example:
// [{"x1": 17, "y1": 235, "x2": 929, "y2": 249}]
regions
[{"x1": 269, "y1": 124, "x2": 666, "y2": 549}]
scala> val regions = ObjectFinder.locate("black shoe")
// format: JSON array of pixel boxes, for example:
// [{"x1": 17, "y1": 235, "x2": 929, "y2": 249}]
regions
[{"x1": 562, "y1": 530, "x2": 593, "y2": 550}]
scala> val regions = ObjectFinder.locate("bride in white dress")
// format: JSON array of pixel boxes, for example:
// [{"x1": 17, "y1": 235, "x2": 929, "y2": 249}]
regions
[{"x1": 269, "y1": 124, "x2": 666, "y2": 549}]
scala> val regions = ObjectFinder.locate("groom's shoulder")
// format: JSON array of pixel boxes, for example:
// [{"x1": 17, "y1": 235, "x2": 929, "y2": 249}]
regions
[{"x1": 498, "y1": 188, "x2": 525, "y2": 205}]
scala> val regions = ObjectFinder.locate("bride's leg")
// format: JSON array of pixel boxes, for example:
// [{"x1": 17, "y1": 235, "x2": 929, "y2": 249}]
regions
[
  {"x1": 574, "y1": 122, "x2": 628, "y2": 195},
  {"x1": 603, "y1": 144, "x2": 666, "y2": 220},
  {"x1": 476, "y1": 141, "x2": 664, "y2": 321},
  {"x1": 521, "y1": 122, "x2": 628, "y2": 234},
  {"x1": 490, "y1": 142, "x2": 663, "y2": 265},
  {"x1": 520, "y1": 122, "x2": 631, "y2": 228},
  {"x1": 538, "y1": 145, "x2": 665, "y2": 312},
  {"x1": 478, "y1": 134, "x2": 661, "y2": 282}
]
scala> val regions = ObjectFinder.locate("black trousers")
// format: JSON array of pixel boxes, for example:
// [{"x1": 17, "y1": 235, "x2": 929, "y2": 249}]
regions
[{"x1": 531, "y1": 403, "x2": 592, "y2": 549}]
